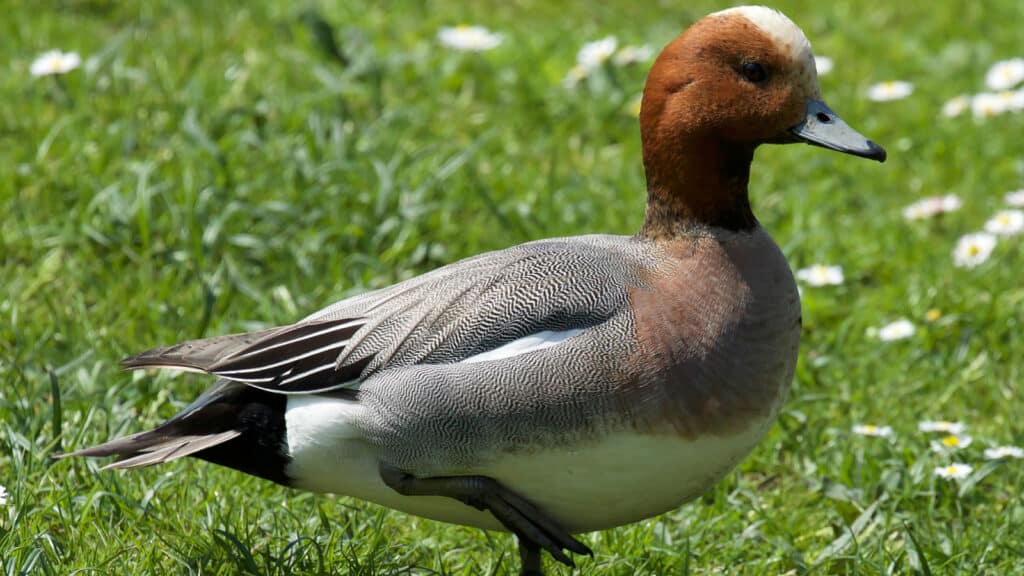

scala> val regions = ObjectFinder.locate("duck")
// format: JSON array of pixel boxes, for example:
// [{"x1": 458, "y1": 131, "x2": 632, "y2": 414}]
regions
[{"x1": 62, "y1": 6, "x2": 885, "y2": 575}]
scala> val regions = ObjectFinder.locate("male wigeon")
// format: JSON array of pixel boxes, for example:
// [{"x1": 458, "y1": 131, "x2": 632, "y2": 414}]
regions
[{"x1": 63, "y1": 6, "x2": 885, "y2": 575}]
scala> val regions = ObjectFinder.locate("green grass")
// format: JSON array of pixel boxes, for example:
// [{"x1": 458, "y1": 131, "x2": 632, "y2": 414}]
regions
[{"x1": 3, "y1": 0, "x2": 1024, "y2": 573}]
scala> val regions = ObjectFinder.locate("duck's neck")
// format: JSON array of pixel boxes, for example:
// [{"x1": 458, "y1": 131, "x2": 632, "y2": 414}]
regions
[{"x1": 638, "y1": 140, "x2": 758, "y2": 239}]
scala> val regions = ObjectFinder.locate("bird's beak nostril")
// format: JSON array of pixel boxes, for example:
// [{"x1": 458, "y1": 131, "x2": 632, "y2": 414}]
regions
[{"x1": 788, "y1": 99, "x2": 886, "y2": 162}]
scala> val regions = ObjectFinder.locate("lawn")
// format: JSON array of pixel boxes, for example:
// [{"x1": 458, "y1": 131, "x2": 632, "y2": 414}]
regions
[{"x1": 2, "y1": 0, "x2": 1024, "y2": 573}]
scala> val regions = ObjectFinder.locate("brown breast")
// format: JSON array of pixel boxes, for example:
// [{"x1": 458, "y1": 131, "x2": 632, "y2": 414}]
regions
[{"x1": 624, "y1": 227, "x2": 801, "y2": 438}]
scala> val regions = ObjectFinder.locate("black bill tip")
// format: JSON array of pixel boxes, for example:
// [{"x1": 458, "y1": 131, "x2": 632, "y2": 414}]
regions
[{"x1": 864, "y1": 140, "x2": 886, "y2": 163}]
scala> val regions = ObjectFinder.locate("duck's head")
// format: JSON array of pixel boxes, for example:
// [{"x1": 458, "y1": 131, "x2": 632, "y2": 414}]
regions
[{"x1": 639, "y1": 6, "x2": 885, "y2": 236}]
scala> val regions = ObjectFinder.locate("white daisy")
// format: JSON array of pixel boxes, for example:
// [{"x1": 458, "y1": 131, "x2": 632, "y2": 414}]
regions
[
  {"x1": 952, "y1": 232, "x2": 997, "y2": 268},
  {"x1": 562, "y1": 65, "x2": 588, "y2": 89},
  {"x1": 941, "y1": 95, "x2": 971, "y2": 118},
  {"x1": 995, "y1": 90, "x2": 1024, "y2": 113},
  {"x1": 576, "y1": 36, "x2": 618, "y2": 71},
  {"x1": 867, "y1": 81, "x2": 913, "y2": 102},
  {"x1": 1005, "y1": 189, "x2": 1024, "y2": 207},
  {"x1": 984, "y1": 210, "x2": 1024, "y2": 236},
  {"x1": 795, "y1": 264, "x2": 844, "y2": 287},
  {"x1": 972, "y1": 92, "x2": 1008, "y2": 118},
  {"x1": 984, "y1": 446, "x2": 1024, "y2": 460},
  {"x1": 814, "y1": 56, "x2": 834, "y2": 76},
  {"x1": 437, "y1": 25, "x2": 503, "y2": 52},
  {"x1": 30, "y1": 50, "x2": 81, "y2": 77},
  {"x1": 0, "y1": 484, "x2": 7, "y2": 506},
  {"x1": 1012, "y1": 89, "x2": 1024, "y2": 111},
  {"x1": 613, "y1": 44, "x2": 654, "y2": 66},
  {"x1": 934, "y1": 463, "x2": 973, "y2": 481},
  {"x1": 902, "y1": 194, "x2": 962, "y2": 220},
  {"x1": 918, "y1": 420, "x2": 967, "y2": 434},
  {"x1": 852, "y1": 424, "x2": 894, "y2": 438},
  {"x1": 877, "y1": 319, "x2": 915, "y2": 342},
  {"x1": 930, "y1": 434, "x2": 973, "y2": 453},
  {"x1": 985, "y1": 58, "x2": 1024, "y2": 91}
]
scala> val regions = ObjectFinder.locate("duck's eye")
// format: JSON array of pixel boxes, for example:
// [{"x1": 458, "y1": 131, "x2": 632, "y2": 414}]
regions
[{"x1": 741, "y1": 62, "x2": 768, "y2": 83}]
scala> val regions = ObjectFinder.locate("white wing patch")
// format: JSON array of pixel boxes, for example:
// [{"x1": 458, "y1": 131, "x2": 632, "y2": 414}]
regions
[{"x1": 460, "y1": 329, "x2": 584, "y2": 364}]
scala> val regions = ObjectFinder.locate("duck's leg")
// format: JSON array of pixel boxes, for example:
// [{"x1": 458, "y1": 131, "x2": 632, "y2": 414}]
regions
[
  {"x1": 378, "y1": 463, "x2": 591, "y2": 574},
  {"x1": 518, "y1": 537, "x2": 543, "y2": 576}
]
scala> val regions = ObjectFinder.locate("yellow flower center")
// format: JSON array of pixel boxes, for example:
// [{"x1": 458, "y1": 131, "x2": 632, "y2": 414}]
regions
[
  {"x1": 945, "y1": 466, "x2": 958, "y2": 474},
  {"x1": 941, "y1": 436, "x2": 961, "y2": 447},
  {"x1": 968, "y1": 245, "x2": 980, "y2": 256},
  {"x1": 925, "y1": 308, "x2": 941, "y2": 322}
]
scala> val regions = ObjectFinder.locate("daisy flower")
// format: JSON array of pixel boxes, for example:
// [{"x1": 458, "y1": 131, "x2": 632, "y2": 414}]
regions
[
  {"x1": 814, "y1": 56, "x2": 833, "y2": 76},
  {"x1": 1010, "y1": 89, "x2": 1024, "y2": 112},
  {"x1": 941, "y1": 95, "x2": 971, "y2": 118},
  {"x1": 877, "y1": 319, "x2": 915, "y2": 342},
  {"x1": 952, "y1": 232, "x2": 997, "y2": 268},
  {"x1": 795, "y1": 264, "x2": 844, "y2": 286},
  {"x1": 934, "y1": 463, "x2": 973, "y2": 481},
  {"x1": 852, "y1": 424, "x2": 893, "y2": 438},
  {"x1": 984, "y1": 446, "x2": 1024, "y2": 460},
  {"x1": 901, "y1": 194, "x2": 962, "y2": 220},
  {"x1": 437, "y1": 25, "x2": 503, "y2": 52},
  {"x1": 918, "y1": 420, "x2": 966, "y2": 434},
  {"x1": 30, "y1": 50, "x2": 81, "y2": 77},
  {"x1": 576, "y1": 36, "x2": 618, "y2": 71},
  {"x1": 972, "y1": 92, "x2": 1008, "y2": 118},
  {"x1": 930, "y1": 434, "x2": 973, "y2": 453},
  {"x1": 984, "y1": 210, "x2": 1024, "y2": 236},
  {"x1": 1005, "y1": 189, "x2": 1024, "y2": 207},
  {"x1": 985, "y1": 58, "x2": 1024, "y2": 91},
  {"x1": 613, "y1": 44, "x2": 654, "y2": 66},
  {"x1": 996, "y1": 89, "x2": 1024, "y2": 112},
  {"x1": 562, "y1": 65, "x2": 588, "y2": 89},
  {"x1": 867, "y1": 81, "x2": 913, "y2": 102}
]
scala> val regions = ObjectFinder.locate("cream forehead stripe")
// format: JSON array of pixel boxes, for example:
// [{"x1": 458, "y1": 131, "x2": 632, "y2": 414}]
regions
[{"x1": 712, "y1": 6, "x2": 814, "y2": 66}]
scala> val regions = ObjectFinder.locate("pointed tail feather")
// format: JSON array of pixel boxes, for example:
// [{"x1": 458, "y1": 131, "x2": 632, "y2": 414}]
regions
[
  {"x1": 59, "y1": 381, "x2": 292, "y2": 485},
  {"x1": 56, "y1": 428, "x2": 162, "y2": 459},
  {"x1": 102, "y1": 431, "x2": 242, "y2": 469},
  {"x1": 57, "y1": 430, "x2": 241, "y2": 469},
  {"x1": 64, "y1": 317, "x2": 365, "y2": 481}
]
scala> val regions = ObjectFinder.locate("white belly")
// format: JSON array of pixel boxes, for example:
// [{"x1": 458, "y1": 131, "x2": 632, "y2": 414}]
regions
[{"x1": 284, "y1": 396, "x2": 774, "y2": 533}]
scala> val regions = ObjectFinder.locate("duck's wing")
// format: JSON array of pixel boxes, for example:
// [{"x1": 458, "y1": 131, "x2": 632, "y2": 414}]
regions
[
  {"x1": 120, "y1": 318, "x2": 370, "y2": 392},
  {"x1": 121, "y1": 235, "x2": 649, "y2": 394}
]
